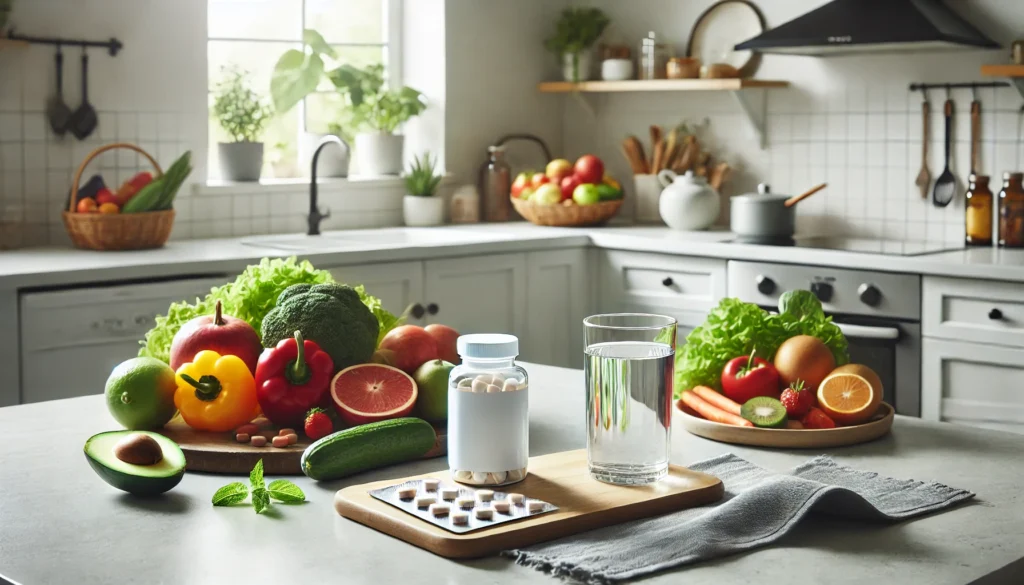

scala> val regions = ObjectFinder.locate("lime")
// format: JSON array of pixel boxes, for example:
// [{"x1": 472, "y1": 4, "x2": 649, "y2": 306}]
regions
[
  {"x1": 413, "y1": 359, "x2": 455, "y2": 422},
  {"x1": 597, "y1": 183, "x2": 622, "y2": 201},
  {"x1": 105, "y1": 357, "x2": 178, "y2": 430}
]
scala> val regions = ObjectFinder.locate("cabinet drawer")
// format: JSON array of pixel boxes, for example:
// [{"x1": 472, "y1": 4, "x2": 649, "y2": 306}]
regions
[
  {"x1": 600, "y1": 251, "x2": 726, "y2": 314},
  {"x1": 923, "y1": 276, "x2": 1024, "y2": 348},
  {"x1": 921, "y1": 338, "x2": 1024, "y2": 433}
]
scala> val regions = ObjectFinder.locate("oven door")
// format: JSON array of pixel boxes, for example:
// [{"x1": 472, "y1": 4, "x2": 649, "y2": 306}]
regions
[{"x1": 832, "y1": 316, "x2": 920, "y2": 417}]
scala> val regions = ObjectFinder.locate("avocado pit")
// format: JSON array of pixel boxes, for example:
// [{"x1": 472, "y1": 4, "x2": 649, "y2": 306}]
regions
[{"x1": 113, "y1": 433, "x2": 164, "y2": 466}]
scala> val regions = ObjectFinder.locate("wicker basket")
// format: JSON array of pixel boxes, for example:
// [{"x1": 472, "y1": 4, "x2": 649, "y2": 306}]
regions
[
  {"x1": 62, "y1": 143, "x2": 175, "y2": 251},
  {"x1": 511, "y1": 196, "x2": 624, "y2": 227}
]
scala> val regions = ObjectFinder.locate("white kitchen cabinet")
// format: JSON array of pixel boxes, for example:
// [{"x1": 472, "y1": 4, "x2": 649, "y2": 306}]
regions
[
  {"x1": 598, "y1": 250, "x2": 727, "y2": 315},
  {"x1": 423, "y1": 254, "x2": 527, "y2": 339},
  {"x1": 329, "y1": 261, "x2": 425, "y2": 324},
  {"x1": 20, "y1": 276, "x2": 227, "y2": 404},
  {"x1": 922, "y1": 338, "x2": 1024, "y2": 434},
  {"x1": 522, "y1": 249, "x2": 588, "y2": 369},
  {"x1": 923, "y1": 276, "x2": 1024, "y2": 348}
]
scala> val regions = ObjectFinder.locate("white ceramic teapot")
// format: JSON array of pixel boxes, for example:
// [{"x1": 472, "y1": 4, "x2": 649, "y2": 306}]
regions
[{"x1": 657, "y1": 169, "x2": 720, "y2": 231}]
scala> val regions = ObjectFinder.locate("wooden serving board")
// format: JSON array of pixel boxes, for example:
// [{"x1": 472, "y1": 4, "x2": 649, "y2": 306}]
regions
[
  {"x1": 334, "y1": 449, "x2": 724, "y2": 559},
  {"x1": 678, "y1": 401, "x2": 894, "y2": 449},
  {"x1": 157, "y1": 419, "x2": 447, "y2": 476}
]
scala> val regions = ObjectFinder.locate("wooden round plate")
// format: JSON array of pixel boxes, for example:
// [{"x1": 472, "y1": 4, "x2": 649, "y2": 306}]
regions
[{"x1": 676, "y1": 401, "x2": 894, "y2": 449}]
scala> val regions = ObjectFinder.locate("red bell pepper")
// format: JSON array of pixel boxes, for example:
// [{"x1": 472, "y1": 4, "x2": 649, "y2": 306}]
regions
[
  {"x1": 720, "y1": 349, "x2": 781, "y2": 405},
  {"x1": 255, "y1": 330, "x2": 334, "y2": 427}
]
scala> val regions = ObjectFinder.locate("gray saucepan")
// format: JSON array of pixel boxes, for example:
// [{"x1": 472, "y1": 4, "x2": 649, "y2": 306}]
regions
[{"x1": 730, "y1": 183, "x2": 827, "y2": 243}]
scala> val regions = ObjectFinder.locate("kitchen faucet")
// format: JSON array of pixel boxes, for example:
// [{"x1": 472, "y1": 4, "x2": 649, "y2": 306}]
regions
[{"x1": 308, "y1": 135, "x2": 350, "y2": 235}]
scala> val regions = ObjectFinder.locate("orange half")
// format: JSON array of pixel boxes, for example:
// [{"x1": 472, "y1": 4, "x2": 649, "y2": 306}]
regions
[{"x1": 817, "y1": 364, "x2": 883, "y2": 426}]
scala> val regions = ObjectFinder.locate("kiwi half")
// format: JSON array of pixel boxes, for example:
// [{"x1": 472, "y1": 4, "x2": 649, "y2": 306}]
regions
[{"x1": 741, "y1": 397, "x2": 788, "y2": 429}]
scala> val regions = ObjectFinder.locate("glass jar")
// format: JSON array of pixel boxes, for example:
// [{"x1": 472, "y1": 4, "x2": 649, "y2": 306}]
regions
[
  {"x1": 965, "y1": 173, "x2": 993, "y2": 246},
  {"x1": 998, "y1": 172, "x2": 1024, "y2": 248},
  {"x1": 638, "y1": 31, "x2": 668, "y2": 80},
  {"x1": 448, "y1": 334, "x2": 529, "y2": 487}
]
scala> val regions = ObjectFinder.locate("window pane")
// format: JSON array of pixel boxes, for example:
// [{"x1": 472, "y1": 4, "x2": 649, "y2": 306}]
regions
[
  {"x1": 209, "y1": 0, "x2": 302, "y2": 41},
  {"x1": 209, "y1": 102, "x2": 300, "y2": 179},
  {"x1": 316, "y1": 45, "x2": 384, "y2": 91},
  {"x1": 306, "y1": 0, "x2": 385, "y2": 44},
  {"x1": 305, "y1": 92, "x2": 345, "y2": 135},
  {"x1": 208, "y1": 40, "x2": 296, "y2": 100}
]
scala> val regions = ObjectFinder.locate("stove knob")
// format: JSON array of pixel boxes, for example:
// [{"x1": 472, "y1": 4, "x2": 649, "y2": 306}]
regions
[
  {"x1": 810, "y1": 281, "x2": 833, "y2": 303},
  {"x1": 858, "y1": 283, "x2": 882, "y2": 307},
  {"x1": 755, "y1": 275, "x2": 776, "y2": 295}
]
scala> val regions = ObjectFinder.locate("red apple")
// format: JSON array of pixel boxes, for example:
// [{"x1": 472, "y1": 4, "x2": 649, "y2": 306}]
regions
[
  {"x1": 560, "y1": 175, "x2": 582, "y2": 201},
  {"x1": 574, "y1": 155, "x2": 605, "y2": 184},
  {"x1": 169, "y1": 300, "x2": 262, "y2": 374},
  {"x1": 545, "y1": 159, "x2": 574, "y2": 182},
  {"x1": 424, "y1": 324, "x2": 460, "y2": 364},
  {"x1": 530, "y1": 173, "x2": 550, "y2": 189},
  {"x1": 511, "y1": 172, "x2": 531, "y2": 198},
  {"x1": 378, "y1": 325, "x2": 440, "y2": 374}
]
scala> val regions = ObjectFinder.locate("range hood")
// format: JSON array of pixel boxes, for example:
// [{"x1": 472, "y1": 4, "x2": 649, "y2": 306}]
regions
[{"x1": 734, "y1": 0, "x2": 999, "y2": 56}]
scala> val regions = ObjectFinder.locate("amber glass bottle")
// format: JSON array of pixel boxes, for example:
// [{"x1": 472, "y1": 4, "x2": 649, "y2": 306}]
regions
[
  {"x1": 965, "y1": 174, "x2": 993, "y2": 246},
  {"x1": 998, "y1": 172, "x2": 1024, "y2": 248}
]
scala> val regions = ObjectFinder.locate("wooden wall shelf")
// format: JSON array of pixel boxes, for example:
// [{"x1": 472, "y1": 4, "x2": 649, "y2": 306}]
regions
[
  {"x1": 980, "y1": 65, "x2": 1024, "y2": 100},
  {"x1": 537, "y1": 78, "x2": 789, "y2": 93},
  {"x1": 0, "y1": 38, "x2": 29, "y2": 50}
]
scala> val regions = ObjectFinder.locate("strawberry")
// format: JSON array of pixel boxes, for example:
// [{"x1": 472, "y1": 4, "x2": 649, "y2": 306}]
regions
[
  {"x1": 801, "y1": 407, "x2": 836, "y2": 430},
  {"x1": 304, "y1": 407, "x2": 333, "y2": 441},
  {"x1": 780, "y1": 380, "x2": 814, "y2": 418}
]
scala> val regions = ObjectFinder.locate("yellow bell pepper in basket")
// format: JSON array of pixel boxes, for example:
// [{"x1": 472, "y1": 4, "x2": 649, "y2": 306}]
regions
[{"x1": 174, "y1": 350, "x2": 258, "y2": 432}]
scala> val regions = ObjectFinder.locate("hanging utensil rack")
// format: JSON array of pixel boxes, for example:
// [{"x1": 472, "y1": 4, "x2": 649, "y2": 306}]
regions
[
  {"x1": 908, "y1": 82, "x2": 1008, "y2": 93},
  {"x1": 5, "y1": 29, "x2": 123, "y2": 56}
]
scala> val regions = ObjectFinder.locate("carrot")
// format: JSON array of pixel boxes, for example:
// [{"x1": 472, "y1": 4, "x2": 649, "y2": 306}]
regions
[
  {"x1": 691, "y1": 385, "x2": 742, "y2": 416},
  {"x1": 680, "y1": 390, "x2": 753, "y2": 427}
]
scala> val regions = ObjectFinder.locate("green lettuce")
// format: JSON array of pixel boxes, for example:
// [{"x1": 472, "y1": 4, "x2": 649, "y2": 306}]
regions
[
  {"x1": 139, "y1": 257, "x2": 398, "y2": 364},
  {"x1": 674, "y1": 294, "x2": 848, "y2": 396}
]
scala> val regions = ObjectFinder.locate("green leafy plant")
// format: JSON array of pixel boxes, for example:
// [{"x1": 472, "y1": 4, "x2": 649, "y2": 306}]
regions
[
  {"x1": 211, "y1": 65, "x2": 273, "y2": 143},
  {"x1": 212, "y1": 460, "x2": 306, "y2": 514},
  {"x1": 404, "y1": 152, "x2": 442, "y2": 197},
  {"x1": 271, "y1": 30, "x2": 426, "y2": 134},
  {"x1": 544, "y1": 8, "x2": 610, "y2": 56}
]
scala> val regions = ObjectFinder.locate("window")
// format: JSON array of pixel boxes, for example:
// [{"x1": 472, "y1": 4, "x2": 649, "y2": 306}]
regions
[{"x1": 207, "y1": 0, "x2": 398, "y2": 179}]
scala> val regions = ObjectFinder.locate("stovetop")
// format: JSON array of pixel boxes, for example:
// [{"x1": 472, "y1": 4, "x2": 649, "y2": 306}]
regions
[{"x1": 728, "y1": 236, "x2": 964, "y2": 257}]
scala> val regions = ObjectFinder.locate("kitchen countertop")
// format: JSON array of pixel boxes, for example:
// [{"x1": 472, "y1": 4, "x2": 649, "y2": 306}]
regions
[
  {"x1": 1, "y1": 363, "x2": 1021, "y2": 585},
  {"x1": 4, "y1": 224, "x2": 1024, "y2": 290}
]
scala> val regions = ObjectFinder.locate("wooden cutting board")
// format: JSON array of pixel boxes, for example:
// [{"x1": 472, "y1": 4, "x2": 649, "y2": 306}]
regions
[
  {"x1": 334, "y1": 449, "x2": 724, "y2": 558},
  {"x1": 157, "y1": 419, "x2": 447, "y2": 475}
]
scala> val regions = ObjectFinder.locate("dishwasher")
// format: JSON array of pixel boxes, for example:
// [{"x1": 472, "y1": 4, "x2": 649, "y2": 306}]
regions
[{"x1": 19, "y1": 276, "x2": 227, "y2": 404}]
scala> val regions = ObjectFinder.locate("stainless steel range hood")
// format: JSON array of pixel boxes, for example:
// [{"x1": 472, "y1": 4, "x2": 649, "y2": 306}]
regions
[{"x1": 734, "y1": 0, "x2": 999, "y2": 56}]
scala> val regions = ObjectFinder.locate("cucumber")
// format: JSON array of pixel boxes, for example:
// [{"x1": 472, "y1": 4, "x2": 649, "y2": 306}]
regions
[
  {"x1": 120, "y1": 175, "x2": 167, "y2": 213},
  {"x1": 154, "y1": 152, "x2": 192, "y2": 210},
  {"x1": 301, "y1": 417, "x2": 436, "y2": 481}
]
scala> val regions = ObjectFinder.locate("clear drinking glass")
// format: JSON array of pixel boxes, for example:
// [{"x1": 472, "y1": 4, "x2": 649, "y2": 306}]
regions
[{"x1": 584, "y1": 314, "x2": 676, "y2": 485}]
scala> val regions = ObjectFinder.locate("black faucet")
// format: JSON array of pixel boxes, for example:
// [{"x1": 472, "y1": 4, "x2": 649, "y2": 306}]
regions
[{"x1": 308, "y1": 135, "x2": 350, "y2": 235}]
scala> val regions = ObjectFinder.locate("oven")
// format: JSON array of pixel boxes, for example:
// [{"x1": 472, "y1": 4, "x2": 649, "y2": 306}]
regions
[{"x1": 728, "y1": 261, "x2": 922, "y2": 417}]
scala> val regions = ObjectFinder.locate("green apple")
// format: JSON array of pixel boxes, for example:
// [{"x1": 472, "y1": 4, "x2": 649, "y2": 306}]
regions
[
  {"x1": 413, "y1": 359, "x2": 455, "y2": 422},
  {"x1": 519, "y1": 185, "x2": 535, "y2": 201},
  {"x1": 573, "y1": 183, "x2": 601, "y2": 205},
  {"x1": 533, "y1": 183, "x2": 562, "y2": 205}
]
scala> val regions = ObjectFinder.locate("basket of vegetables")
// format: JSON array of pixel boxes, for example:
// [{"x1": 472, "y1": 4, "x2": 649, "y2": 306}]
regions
[{"x1": 63, "y1": 142, "x2": 192, "y2": 251}]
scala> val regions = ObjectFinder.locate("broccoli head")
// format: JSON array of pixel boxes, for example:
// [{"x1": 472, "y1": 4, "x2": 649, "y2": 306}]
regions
[{"x1": 261, "y1": 283, "x2": 379, "y2": 371}]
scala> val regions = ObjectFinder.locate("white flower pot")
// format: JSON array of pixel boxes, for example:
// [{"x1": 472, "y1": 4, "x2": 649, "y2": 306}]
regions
[
  {"x1": 562, "y1": 51, "x2": 593, "y2": 82},
  {"x1": 218, "y1": 142, "x2": 263, "y2": 182},
  {"x1": 355, "y1": 132, "x2": 404, "y2": 176},
  {"x1": 300, "y1": 132, "x2": 350, "y2": 178},
  {"x1": 403, "y1": 195, "x2": 445, "y2": 227}
]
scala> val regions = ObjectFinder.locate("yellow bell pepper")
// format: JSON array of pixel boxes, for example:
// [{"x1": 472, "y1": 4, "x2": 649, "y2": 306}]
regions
[
  {"x1": 174, "y1": 350, "x2": 258, "y2": 432},
  {"x1": 602, "y1": 175, "x2": 621, "y2": 191}
]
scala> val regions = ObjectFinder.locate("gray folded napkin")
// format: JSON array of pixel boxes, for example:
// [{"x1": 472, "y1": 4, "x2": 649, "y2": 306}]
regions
[{"x1": 502, "y1": 453, "x2": 974, "y2": 584}]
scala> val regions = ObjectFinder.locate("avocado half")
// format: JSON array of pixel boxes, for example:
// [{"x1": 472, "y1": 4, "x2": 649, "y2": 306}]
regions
[{"x1": 84, "y1": 430, "x2": 185, "y2": 495}]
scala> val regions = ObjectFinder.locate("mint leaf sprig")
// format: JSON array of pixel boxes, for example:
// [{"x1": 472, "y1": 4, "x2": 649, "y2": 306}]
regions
[{"x1": 212, "y1": 459, "x2": 306, "y2": 514}]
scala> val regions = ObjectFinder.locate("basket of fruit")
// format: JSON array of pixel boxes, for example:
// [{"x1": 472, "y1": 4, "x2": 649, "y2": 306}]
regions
[
  {"x1": 63, "y1": 142, "x2": 192, "y2": 251},
  {"x1": 511, "y1": 155, "x2": 625, "y2": 227}
]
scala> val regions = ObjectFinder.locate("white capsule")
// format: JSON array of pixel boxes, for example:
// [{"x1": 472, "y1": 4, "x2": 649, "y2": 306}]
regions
[
  {"x1": 471, "y1": 379, "x2": 489, "y2": 393},
  {"x1": 476, "y1": 489, "x2": 494, "y2": 502},
  {"x1": 507, "y1": 468, "x2": 526, "y2": 482},
  {"x1": 474, "y1": 374, "x2": 493, "y2": 385},
  {"x1": 490, "y1": 373, "x2": 505, "y2": 385},
  {"x1": 422, "y1": 478, "x2": 440, "y2": 491},
  {"x1": 474, "y1": 507, "x2": 494, "y2": 520},
  {"x1": 528, "y1": 501, "x2": 545, "y2": 513},
  {"x1": 456, "y1": 496, "x2": 476, "y2": 508},
  {"x1": 509, "y1": 493, "x2": 525, "y2": 505},
  {"x1": 489, "y1": 470, "x2": 507, "y2": 484},
  {"x1": 451, "y1": 511, "x2": 469, "y2": 525},
  {"x1": 502, "y1": 379, "x2": 519, "y2": 392},
  {"x1": 415, "y1": 495, "x2": 435, "y2": 508},
  {"x1": 457, "y1": 377, "x2": 472, "y2": 388},
  {"x1": 429, "y1": 503, "x2": 450, "y2": 517},
  {"x1": 440, "y1": 487, "x2": 459, "y2": 500},
  {"x1": 471, "y1": 471, "x2": 489, "y2": 484},
  {"x1": 453, "y1": 469, "x2": 472, "y2": 481},
  {"x1": 397, "y1": 486, "x2": 417, "y2": 499},
  {"x1": 486, "y1": 384, "x2": 502, "y2": 393},
  {"x1": 493, "y1": 500, "x2": 511, "y2": 514}
]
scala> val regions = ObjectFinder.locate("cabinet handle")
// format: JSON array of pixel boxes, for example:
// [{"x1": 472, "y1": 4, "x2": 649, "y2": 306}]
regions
[
  {"x1": 989, "y1": 308, "x2": 1003, "y2": 320},
  {"x1": 662, "y1": 277, "x2": 674, "y2": 287},
  {"x1": 427, "y1": 303, "x2": 439, "y2": 315},
  {"x1": 410, "y1": 303, "x2": 425, "y2": 319}
]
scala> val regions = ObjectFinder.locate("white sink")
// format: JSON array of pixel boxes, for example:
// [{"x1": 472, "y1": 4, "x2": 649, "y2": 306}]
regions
[{"x1": 240, "y1": 228, "x2": 494, "y2": 252}]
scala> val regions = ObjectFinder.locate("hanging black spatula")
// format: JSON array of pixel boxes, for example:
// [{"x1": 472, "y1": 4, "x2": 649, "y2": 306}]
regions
[
  {"x1": 932, "y1": 97, "x2": 955, "y2": 207},
  {"x1": 46, "y1": 46, "x2": 73, "y2": 136},
  {"x1": 70, "y1": 50, "x2": 98, "y2": 140}
]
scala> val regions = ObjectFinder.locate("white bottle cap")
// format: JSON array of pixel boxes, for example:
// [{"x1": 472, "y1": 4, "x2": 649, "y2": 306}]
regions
[{"x1": 457, "y1": 334, "x2": 519, "y2": 359}]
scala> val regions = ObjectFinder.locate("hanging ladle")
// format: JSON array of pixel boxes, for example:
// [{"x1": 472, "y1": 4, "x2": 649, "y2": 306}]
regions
[
  {"x1": 69, "y1": 47, "x2": 98, "y2": 140},
  {"x1": 46, "y1": 44, "x2": 73, "y2": 136}
]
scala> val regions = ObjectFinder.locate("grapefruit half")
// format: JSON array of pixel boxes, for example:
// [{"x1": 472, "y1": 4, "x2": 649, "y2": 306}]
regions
[{"x1": 331, "y1": 364, "x2": 418, "y2": 426}]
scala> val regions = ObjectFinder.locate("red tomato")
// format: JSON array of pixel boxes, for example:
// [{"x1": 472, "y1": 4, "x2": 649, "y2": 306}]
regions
[
  {"x1": 574, "y1": 155, "x2": 605, "y2": 184},
  {"x1": 129, "y1": 171, "x2": 153, "y2": 190},
  {"x1": 95, "y1": 187, "x2": 118, "y2": 207},
  {"x1": 76, "y1": 198, "x2": 98, "y2": 213},
  {"x1": 720, "y1": 351, "x2": 781, "y2": 404},
  {"x1": 530, "y1": 173, "x2": 550, "y2": 188},
  {"x1": 511, "y1": 172, "x2": 531, "y2": 198},
  {"x1": 560, "y1": 175, "x2": 581, "y2": 201}
]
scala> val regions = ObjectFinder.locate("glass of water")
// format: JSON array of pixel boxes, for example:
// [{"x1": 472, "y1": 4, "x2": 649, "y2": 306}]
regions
[{"x1": 584, "y1": 313, "x2": 676, "y2": 485}]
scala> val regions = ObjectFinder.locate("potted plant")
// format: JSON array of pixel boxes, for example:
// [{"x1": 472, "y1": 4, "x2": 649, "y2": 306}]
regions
[
  {"x1": 212, "y1": 65, "x2": 273, "y2": 181},
  {"x1": 545, "y1": 7, "x2": 611, "y2": 82},
  {"x1": 402, "y1": 152, "x2": 444, "y2": 227},
  {"x1": 271, "y1": 30, "x2": 426, "y2": 176}
]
